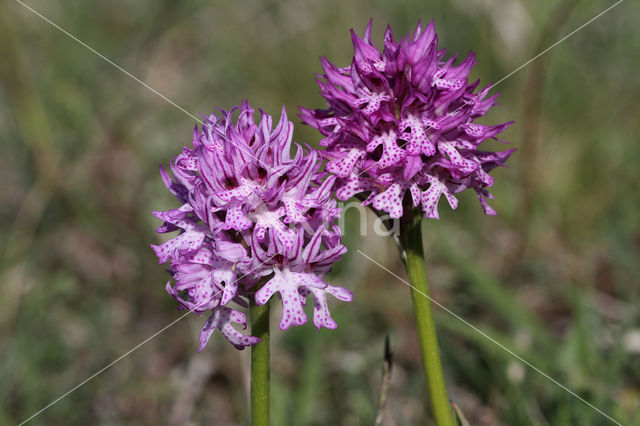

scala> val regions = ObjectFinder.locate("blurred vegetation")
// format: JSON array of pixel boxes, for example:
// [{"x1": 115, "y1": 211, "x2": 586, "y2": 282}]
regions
[{"x1": 1, "y1": 0, "x2": 639, "y2": 425}]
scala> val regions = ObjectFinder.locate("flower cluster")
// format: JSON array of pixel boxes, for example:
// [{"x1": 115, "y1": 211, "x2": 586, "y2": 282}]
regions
[
  {"x1": 300, "y1": 20, "x2": 515, "y2": 219},
  {"x1": 152, "y1": 101, "x2": 352, "y2": 350}
]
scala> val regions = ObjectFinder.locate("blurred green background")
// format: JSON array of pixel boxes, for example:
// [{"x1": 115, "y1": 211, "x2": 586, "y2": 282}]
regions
[{"x1": 1, "y1": 0, "x2": 639, "y2": 425}]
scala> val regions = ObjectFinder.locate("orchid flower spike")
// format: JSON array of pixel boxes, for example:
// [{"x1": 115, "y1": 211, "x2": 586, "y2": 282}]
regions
[
  {"x1": 300, "y1": 20, "x2": 515, "y2": 219},
  {"x1": 152, "y1": 101, "x2": 351, "y2": 350}
]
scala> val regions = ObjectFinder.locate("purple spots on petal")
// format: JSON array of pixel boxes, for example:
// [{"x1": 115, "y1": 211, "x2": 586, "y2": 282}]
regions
[
  {"x1": 372, "y1": 183, "x2": 404, "y2": 218},
  {"x1": 326, "y1": 148, "x2": 365, "y2": 178}
]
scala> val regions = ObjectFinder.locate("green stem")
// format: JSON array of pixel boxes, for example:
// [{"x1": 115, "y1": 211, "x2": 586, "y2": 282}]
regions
[
  {"x1": 400, "y1": 211, "x2": 454, "y2": 426},
  {"x1": 250, "y1": 298, "x2": 270, "y2": 426}
]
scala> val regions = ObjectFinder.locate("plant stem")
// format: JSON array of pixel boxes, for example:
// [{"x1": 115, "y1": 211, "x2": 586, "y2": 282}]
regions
[
  {"x1": 400, "y1": 211, "x2": 454, "y2": 426},
  {"x1": 250, "y1": 298, "x2": 270, "y2": 426}
]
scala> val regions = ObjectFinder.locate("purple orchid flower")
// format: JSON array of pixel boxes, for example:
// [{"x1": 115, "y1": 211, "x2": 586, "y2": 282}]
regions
[
  {"x1": 152, "y1": 101, "x2": 351, "y2": 350},
  {"x1": 300, "y1": 20, "x2": 515, "y2": 219}
]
